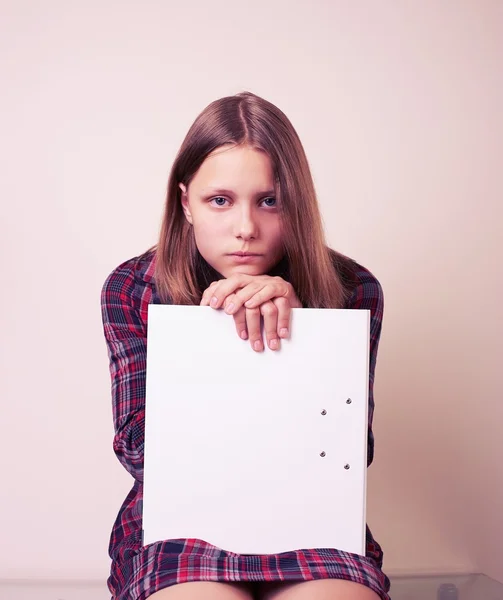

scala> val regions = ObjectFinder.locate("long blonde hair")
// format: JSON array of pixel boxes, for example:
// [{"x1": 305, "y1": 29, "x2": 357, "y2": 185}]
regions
[{"x1": 151, "y1": 91, "x2": 352, "y2": 308}]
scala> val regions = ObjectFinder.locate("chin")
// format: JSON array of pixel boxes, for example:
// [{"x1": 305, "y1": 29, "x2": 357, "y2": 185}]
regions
[{"x1": 224, "y1": 264, "x2": 268, "y2": 277}]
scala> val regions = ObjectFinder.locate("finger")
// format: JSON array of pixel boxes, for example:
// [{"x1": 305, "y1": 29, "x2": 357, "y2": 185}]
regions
[
  {"x1": 233, "y1": 306, "x2": 248, "y2": 340},
  {"x1": 209, "y1": 274, "x2": 251, "y2": 309},
  {"x1": 200, "y1": 280, "x2": 220, "y2": 306},
  {"x1": 223, "y1": 293, "x2": 238, "y2": 318},
  {"x1": 260, "y1": 301, "x2": 280, "y2": 350},
  {"x1": 244, "y1": 278, "x2": 290, "y2": 309},
  {"x1": 273, "y1": 297, "x2": 291, "y2": 338},
  {"x1": 246, "y1": 307, "x2": 263, "y2": 352},
  {"x1": 225, "y1": 281, "x2": 263, "y2": 314}
]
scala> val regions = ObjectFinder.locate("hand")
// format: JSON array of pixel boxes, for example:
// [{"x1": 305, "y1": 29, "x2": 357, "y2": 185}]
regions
[{"x1": 200, "y1": 274, "x2": 302, "y2": 352}]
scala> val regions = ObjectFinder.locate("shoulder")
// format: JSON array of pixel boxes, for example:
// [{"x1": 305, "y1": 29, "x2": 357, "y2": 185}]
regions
[
  {"x1": 347, "y1": 261, "x2": 384, "y2": 314},
  {"x1": 101, "y1": 248, "x2": 156, "y2": 296},
  {"x1": 100, "y1": 248, "x2": 157, "y2": 329},
  {"x1": 328, "y1": 248, "x2": 384, "y2": 313}
]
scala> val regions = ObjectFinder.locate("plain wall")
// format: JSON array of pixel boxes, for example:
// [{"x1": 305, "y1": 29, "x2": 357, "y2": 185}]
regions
[{"x1": 1, "y1": 0, "x2": 502, "y2": 585}]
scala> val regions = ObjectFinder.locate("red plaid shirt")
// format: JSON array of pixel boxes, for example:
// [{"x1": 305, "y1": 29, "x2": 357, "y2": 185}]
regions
[{"x1": 101, "y1": 248, "x2": 390, "y2": 600}]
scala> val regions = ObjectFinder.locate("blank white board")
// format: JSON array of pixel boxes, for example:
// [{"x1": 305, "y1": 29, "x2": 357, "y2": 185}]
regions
[{"x1": 143, "y1": 306, "x2": 370, "y2": 556}]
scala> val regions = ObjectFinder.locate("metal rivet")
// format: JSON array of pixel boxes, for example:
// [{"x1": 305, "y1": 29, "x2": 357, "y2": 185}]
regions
[
  {"x1": 321, "y1": 409, "x2": 327, "y2": 416},
  {"x1": 346, "y1": 398, "x2": 352, "y2": 404},
  {"x1": 320, "y1": 451, "x2": 326, "y2": 457},
  {"x1": 344, "y1": 464, "x2": 350, "y2": 469}
]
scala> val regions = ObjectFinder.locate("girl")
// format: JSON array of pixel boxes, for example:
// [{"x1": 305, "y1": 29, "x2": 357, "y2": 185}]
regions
[{"x1": 101, "y1": 91, "x2": 390, "y2": 600}]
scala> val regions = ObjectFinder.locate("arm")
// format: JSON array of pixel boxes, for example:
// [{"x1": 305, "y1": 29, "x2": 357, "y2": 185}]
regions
[
  {"x1": 347, "y1": 267, "x2": 384, "y2": 467},
  {"x1": 101, "y1": 262, "x2": 147, "y2": 482}
]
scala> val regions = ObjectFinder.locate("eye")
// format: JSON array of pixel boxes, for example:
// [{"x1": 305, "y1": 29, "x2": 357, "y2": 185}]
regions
[
  {"x1": 210, "y1": 196, "x2": 229, "y2": 207},
  {"x1": 261, "y1": 197, "x2": 277, "y2": 207}
]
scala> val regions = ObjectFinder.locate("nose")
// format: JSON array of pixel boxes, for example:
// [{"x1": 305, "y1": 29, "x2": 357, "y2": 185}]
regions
[{"x1": 235, "y1": 206, "x2": 259, "y2": 241}]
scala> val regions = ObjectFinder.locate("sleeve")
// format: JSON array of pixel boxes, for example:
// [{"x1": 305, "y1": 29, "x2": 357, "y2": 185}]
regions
[
  {"x1": 347, "y1": 268, "x2": 384, "y2": 467},
  {"x1": 101, "y1": 262, "x2": 147, "y2": 482}
]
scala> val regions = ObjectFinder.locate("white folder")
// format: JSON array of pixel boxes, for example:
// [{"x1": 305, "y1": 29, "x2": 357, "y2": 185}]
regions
[{"x1": 143, "y1": 306, "x2": 370, "y2": 556}]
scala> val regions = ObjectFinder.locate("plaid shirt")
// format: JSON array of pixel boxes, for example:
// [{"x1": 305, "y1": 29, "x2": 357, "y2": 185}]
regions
[{"x1": 101, "y1": 249, "x2": 390, "y2": 600}]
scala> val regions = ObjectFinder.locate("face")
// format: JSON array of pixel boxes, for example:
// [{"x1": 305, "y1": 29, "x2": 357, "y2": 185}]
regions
[{"x1": 180, "y1": 144, "x2": 285, "y2": 278}]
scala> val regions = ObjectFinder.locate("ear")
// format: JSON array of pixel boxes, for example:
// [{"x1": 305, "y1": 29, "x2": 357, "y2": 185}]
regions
[{"x1": 179, "y1": 183, "x2": 193, "y2": 225}]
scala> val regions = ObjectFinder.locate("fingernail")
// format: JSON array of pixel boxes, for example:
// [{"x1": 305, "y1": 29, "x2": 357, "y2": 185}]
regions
[
  {"x1": 280, "y1": 328, "x2": 289, "y2": 337},
  {"x1": 210, "y1": 296, "x2": 218, "y2": 307},
  {"x1": 245, "y1": 300, "x2": 253, "y2": 308},
  {"x1": 225, "y1": 303, "x2": 235, "y2": 314},
  {"x1": 270, "y1": 339, "x2": 278, "y2": 350},
  {"x1": 240, "y1": 330, "x2": 248, "y2": 340},
  {"x1": 254, "y1": 340, "x2": 262, "y2": 351}
]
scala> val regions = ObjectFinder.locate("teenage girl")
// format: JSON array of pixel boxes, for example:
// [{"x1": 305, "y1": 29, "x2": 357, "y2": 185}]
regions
[{"x1": 101, "y1": 91, "x2": 391, "y2": 600}]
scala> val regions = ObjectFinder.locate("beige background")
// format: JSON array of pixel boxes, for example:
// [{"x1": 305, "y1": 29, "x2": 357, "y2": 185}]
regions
[{"x1": 1, "y1": 0, "x2": 502, "y2": 587}]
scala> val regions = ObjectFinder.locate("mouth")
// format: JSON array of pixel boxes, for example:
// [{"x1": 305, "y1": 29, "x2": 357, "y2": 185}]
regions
[{"x1": 229, "y1": 252, "x2": 263, "y2": 257}]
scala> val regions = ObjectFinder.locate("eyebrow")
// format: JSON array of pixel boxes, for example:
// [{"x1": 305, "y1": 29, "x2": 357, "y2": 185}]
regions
[{"x1": 201, "y1": 188, "x2": 276, "y2": 197}]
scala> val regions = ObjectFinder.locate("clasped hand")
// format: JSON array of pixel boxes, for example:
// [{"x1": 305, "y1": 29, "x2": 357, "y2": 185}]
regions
[{"x1": 200, "y1": 274, "x2": 302, "y2": 352}]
